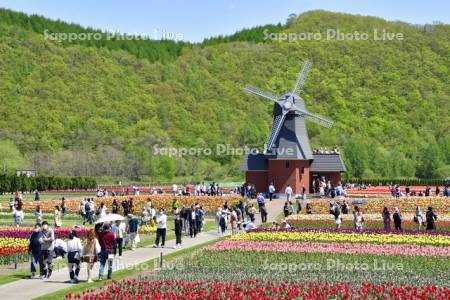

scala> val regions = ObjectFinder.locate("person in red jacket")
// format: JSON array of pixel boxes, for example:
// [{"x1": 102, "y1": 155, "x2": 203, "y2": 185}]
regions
[{"x1": 98, "y1": 224, "x2": 115, "y2": 280}]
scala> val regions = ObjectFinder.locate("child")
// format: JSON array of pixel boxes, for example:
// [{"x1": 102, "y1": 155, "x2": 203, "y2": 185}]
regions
[{"x1": 174, "y1": 213, "x2": 183, "y2": 248}]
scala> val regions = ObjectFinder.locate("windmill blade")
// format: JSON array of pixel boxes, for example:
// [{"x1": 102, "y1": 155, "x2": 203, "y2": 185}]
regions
[
  {"x1": 292, "y1": 104, "x2": 333, "y2": 128},
  {"x1": 266, "y1": 113, "x2": 287, "y2": 152},
  {"x1": 291, "y1": 60, "x2": 312, "y2": 95},
  {"x1": 244, "y1": 85, "x2": 279, "y2": 103},
  {"x1": 305, "y1": 111, "x2": 334, "y2": 128}
]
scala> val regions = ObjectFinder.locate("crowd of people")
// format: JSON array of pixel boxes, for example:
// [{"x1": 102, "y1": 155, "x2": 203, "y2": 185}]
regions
[
  {"x1": 327, "y1": 199, "x2": 439, "y2": 231},
  {"x1": 312, "y1": 147, "x2": 340, "y2": 154},
  {"x1": 390, "y1": 184, "x2": 449, "y2": 197}
]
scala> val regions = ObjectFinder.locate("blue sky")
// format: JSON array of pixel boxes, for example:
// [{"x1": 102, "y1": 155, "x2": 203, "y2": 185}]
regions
[{"x1": 0, "y1": 0, "x2": 448, "y2": 42}]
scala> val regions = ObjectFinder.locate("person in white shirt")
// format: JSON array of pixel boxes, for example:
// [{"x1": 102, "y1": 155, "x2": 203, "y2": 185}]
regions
[
  {"x1": 99, "y1": 203, "x2": 107, "y2": 218},
  {"x1": 13, "y1": 206, "x2": 24, "y2": 227},
  {"x1": 172, "y1": 184, "x2": 178, "y2": 197},
  {"x1": 112, "y1": 220, "x2": 126, "y2": 257},
  {"x1": 153, "y1": 209, "x2": 167, "y2": 248},
  {"x1": 243, "y1": 221, "x2": 257, "y2": 232},
  {"x1": 54, "y1": 238, "x2": 67, "y2": 259},
  {"x1": 285, "y1": 185, "x2": 293, "y2": 202},
  {"x1": 268, "y1": 183, "x2": 275, "y2": 201},
  {"x1": 66, "y1": 230, "x2": 83, "y2": 283}
]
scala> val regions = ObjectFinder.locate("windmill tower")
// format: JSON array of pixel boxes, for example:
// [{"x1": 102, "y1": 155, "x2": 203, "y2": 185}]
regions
[{"x1": 241, "y1": 60, "x2": 346, "y2": 194}]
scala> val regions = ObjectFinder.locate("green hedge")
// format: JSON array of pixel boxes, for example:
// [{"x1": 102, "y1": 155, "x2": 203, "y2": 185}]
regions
[
  {"x1": 0, "y1": 175, "x2": 97, "y2": 193},
  {"x1": 343, "y1": 178, "x2": 448, "y2": 186}
]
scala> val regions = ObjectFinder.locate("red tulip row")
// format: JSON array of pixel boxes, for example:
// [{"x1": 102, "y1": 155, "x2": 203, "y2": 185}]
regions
[{"x1": 65, "y1": 279, "x2": 450, "y2": 300}]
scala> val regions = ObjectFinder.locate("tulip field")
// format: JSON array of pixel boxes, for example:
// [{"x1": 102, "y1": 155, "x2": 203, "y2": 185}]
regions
[
  {"x1": 0, "y1": 227, "x2": 89, "y2": 266},
  {"x1": 65, "y1": 279, "x2": 450, "y2": 299},
  {"x1": 300, "y1": 197, "x2": 449, "y2": 215},
  {"x1": 65, "y1": 224, "x2": 450, "y2": 299},
  {"x1": 21, "y1": 194, "x2": 240, "y2": 213}
]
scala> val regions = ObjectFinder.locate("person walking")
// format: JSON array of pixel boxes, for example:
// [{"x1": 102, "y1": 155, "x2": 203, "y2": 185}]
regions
[
  {"x1": 127, "y1": 214, "x2": 139, "y2": 250},
  {"x1": 35, "y1": 205, "x2": 43, "y2": 224},
  {"x1": 66, "y1": 230, "x2": 82, "y2": 283},
  {"x1": 38, "y1": 221, "x2": 55, "y2": 280},
  {"x1": 28, "y1": 223, "x2": 41, "y2": 279},
  {"x1": 82, "y1": 229, "x2": 100, "y2": 283},
  {"x1": 260, "y1": 205, "x2": 268, "y2": 223},
  {"x1": 112, "y1": 220, "x2": 125, "y2": 257},
  {"x1": 215, "y1": 207, "x2": 222, "y2": 234},
  {"x1": 188, "y1": 205, "x2": 197, "y2": 238},
  {"x1": 13, "y1": 205, "x2": 24, "y2": 227},
  {"x1": 153, "y1": 208, "x2": 167, "y2": 248},
  {"x1": 230, "y1": 208, "x2": 238, "y2": 235},
  {"x1": 353, "y1": 206, "x2": 364, "y2": 231},
  {"x1": 426, "y1": 206, "x2": 437, "y2": 230},
  {"x1": 34, "y1": 189, "x2": 40, "y2": 201},
  {"x1": 382, "y1": 207, "x2": 391, "y2": 231},
  {"x1": 332, "y1": 202, "x2": 342, "y2": 229},
  {"x1": 99, "y1": 203, "x2": 107, "y2": 219},
  {"x1": 393, "y1": 207, "x2": 402, "y2": 230},
  {"x1": 414, "y1": 206, "x2": 425, "y2": 230},
  {"x1": 111, "y1": 199, "x2": 119, "y2": 214},
  {"x1": 54, "y1": 205, "x2": 62, "y2": 228},
  {"x1": 219, "y1": 212, "x2": 227, "y2": 235},
  {"x1": 285, "y1": 185, "x2": 293, "y2": 202},
  {"x1": 268, "y1": 182, "x2": 275, "y2": 201},
  {"x1": 256, "y1": 193, "x2": 265, "y2": 212},
  {"x1": 195, "y1": 206, "x2": 205, "y2": 233},
  {"x1": 98, "y1": 224, "x2": 115, "y2": 280},
  {"x1": 174, "y1": 213, "x2": 182, "y2": 248}
]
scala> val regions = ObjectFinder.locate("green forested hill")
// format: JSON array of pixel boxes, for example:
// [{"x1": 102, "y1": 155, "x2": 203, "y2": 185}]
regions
[{"x1": 0, "y1": 9, "x2": 449, "y2": 181}]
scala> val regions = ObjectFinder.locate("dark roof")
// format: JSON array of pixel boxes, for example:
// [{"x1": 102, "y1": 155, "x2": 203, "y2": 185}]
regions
[
  {"x1": 267, "y1": 112, "x2": 313, "y2": 160},
  {"x1": 310, "y1": 154, "x2": 346, "y2": 172},
  {"x1": 240, "y1": 154, "x2": 268, "y2": 171}
]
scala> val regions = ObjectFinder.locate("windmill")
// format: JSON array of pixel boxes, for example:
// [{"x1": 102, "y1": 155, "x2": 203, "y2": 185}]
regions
[{"x1": 244, "y1": 60, "x2": 333, "y2": 159}]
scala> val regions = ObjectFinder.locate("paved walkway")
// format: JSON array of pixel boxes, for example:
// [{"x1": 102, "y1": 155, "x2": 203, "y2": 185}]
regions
[{"x1": 0, "y1": 199, "x2": 284, "y2": 300}]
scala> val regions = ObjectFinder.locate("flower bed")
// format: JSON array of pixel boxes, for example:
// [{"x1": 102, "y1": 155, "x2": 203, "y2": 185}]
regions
[
  {"x1": 286, "y1": 218, "x2": 450, "y2": 231},
  {"x1": 301, "y1": 197, "x2": 449, "y2": 214},
  {"x1": 0, "y1": 227, "x2": 89, "y2": 239},
  {"x1": 231, "y1": 230, "x2": 450, "y2": 246},
  {"x1": 206, "y1": 240, "x2": 450, "y2": 257},
  {"x1": 64, "y1": 279, "x2": 450, "y2": 300},
  {"x1": 0, "y1": 237, "x2": 29, "y2": 265},
  {"x1": 22, "y1": 195, "x2": 240, "y2": 213},
  {"x1": 0, "y1": 227, "x2": 89, "y2": 266}
]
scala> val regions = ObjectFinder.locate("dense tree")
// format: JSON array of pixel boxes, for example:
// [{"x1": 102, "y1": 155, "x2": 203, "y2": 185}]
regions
[{"x1": 0, "y1": 9, "x2": 448, "y2": 181}]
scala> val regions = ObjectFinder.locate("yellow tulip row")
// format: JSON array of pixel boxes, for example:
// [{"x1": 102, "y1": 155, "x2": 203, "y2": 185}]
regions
[
  {"x1": 301, "y1": 197, "x2": 449, "y2": 214},
  {"x1": 230, "y1": 231, "x2": 450, "y2": 247}
]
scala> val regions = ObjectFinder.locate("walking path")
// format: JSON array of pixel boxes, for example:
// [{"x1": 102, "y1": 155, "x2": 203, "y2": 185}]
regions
[{"x1": 0, "y1": 199, "x2": 284, "y2": 300}]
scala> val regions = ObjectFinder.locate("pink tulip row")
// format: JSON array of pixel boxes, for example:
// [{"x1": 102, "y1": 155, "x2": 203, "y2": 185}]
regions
[{"x1": 206, "y1": 240, "x2": 450, "y2": 257}]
